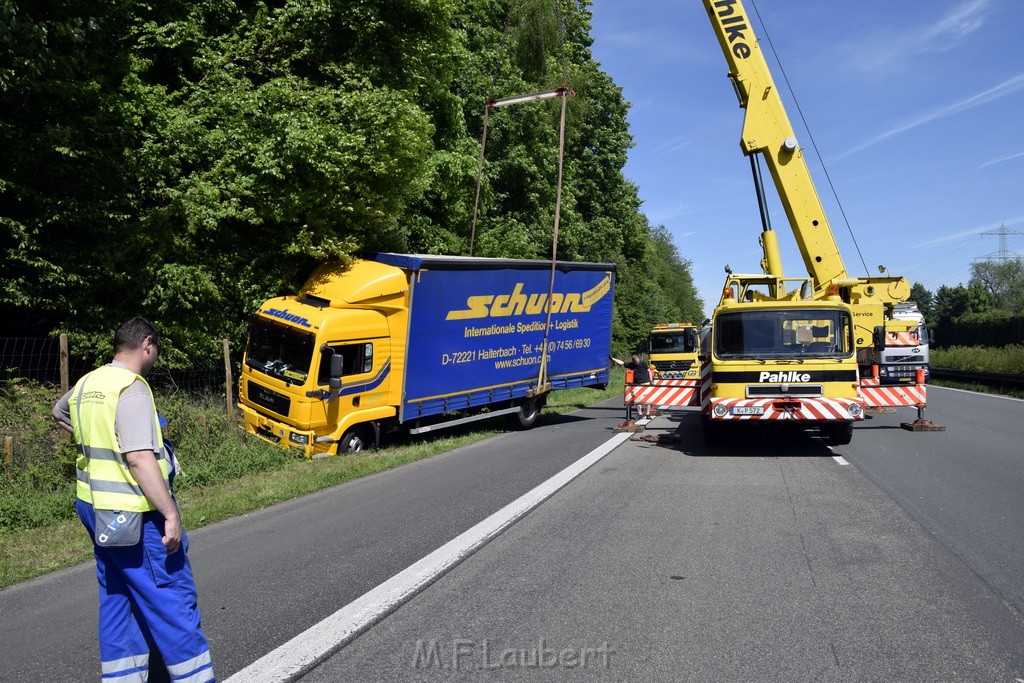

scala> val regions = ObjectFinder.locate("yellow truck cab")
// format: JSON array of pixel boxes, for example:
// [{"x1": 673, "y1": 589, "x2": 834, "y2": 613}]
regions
[{"x1": 647, "y1": 323, "x2": 700, "y2": 380}]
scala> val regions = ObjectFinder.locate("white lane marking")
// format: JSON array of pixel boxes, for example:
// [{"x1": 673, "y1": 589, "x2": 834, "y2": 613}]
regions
[
  {"x1": 225, "y1": 431, "x2": 633, "y2": 683},
  {"x1": 930, "y1": 384, "x2": 1024, "y2": 402},
  {"x1": 833, "y1": 455, "x2": 850, "y2": 466}
]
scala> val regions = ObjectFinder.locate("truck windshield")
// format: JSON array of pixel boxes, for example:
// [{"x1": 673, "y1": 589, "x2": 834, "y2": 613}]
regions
[
  {"x1": 245, "y1": 318, "x2": 315, "y2": 384},
  {"x1": 649, "y1": 332, "x2": 697, "y2": 353},
  {"x1": 714, "y1": 309, "x2": 852, "y2": 359}
]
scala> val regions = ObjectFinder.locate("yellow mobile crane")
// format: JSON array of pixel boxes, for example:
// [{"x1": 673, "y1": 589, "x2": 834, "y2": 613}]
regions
[{"x1": 697, "y1": 0, "x2": 931, "y2": 444}]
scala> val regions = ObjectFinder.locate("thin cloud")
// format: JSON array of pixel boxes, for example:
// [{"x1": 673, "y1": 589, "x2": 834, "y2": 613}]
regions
[
  {"x1": 652, "y1": 121, "x2": 727, "y2": 156},
  {"x1": 834, "y1": 72, "x2": 1024, "y2": 161},
  {"x1": 914, "y1": 0, "x2": 990, "y2": 52},
  {"x1": 975, "y1": 149, "x2": 1024, "y2": 170},
  {"x1": 918, "y1": 216, "x2": 1024, "y2": 247},
  {"x1": 845, "y1": 0, "x2": 992, "y2": 72},
  {"x1": 647, "y1": 202, "x2": 701, "y2": 224}
]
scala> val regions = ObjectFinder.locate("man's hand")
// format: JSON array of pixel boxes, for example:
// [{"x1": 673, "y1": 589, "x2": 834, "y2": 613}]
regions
[
  {"x1": 160, "y1": 515, "x2": 182, "y2": 554},
  {"x1": 124, "y1": 449, "x2": 181, "y2": 553}
]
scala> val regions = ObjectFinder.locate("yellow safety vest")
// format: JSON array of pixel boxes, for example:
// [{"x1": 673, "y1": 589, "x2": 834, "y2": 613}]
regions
[{"x1": 70, "y1": 365, "x2": 169, "y2": 511}]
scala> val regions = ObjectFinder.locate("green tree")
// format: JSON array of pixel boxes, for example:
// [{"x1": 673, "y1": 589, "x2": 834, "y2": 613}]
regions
[
  {"x1": 649, "y1": 225, "x2": 704, "y2": 323},
  {"x1": 933, "y1": 284, "x2": 969, "y2": 330},
  {"x1": 909, "y1": 282, "x2": 933, "y2": 325},
  {"x1": 970, "y1": 258, "x2": 1024, "y2": 314},
  {"x1": 1, "y1": 0, "x2": 704, "y2": 369},
  {"x1": 0, "y1": 0, "x2": 140, "y2": 337}
]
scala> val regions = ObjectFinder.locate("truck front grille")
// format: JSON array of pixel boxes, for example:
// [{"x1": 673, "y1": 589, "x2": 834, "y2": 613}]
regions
[
  {"x1": 888, "y1": 354, "x2": 924, "y2": 363},
  {"x1": 747, "y1": 384, "x2": 824, "y2": 398},
  {"x1": 247, "y1": 381, "x2": 291, "y2": 416},
  {"x1": 656, "y1": 360, "x2": 694, "y2": 371}
]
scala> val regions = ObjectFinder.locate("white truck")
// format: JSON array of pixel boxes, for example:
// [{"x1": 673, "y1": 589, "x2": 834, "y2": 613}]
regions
[{"x1": 875, "y1": 302, "x2": 931, "y2": 385}]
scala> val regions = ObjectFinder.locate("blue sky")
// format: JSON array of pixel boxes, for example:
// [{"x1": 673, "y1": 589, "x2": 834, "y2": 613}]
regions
[{"x1": 588, "y1": 0, "x2": 1024, "y2": 318}]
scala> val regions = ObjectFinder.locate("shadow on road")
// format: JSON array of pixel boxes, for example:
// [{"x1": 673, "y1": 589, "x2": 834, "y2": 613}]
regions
[{"x1": 629, "y1": 409, "x2": 837, "y2": 459}]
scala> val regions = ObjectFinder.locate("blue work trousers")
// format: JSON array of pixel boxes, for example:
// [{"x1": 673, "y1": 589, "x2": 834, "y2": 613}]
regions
[{"x1": 77, "y1": 499, "x2": 215, "y2": 683}]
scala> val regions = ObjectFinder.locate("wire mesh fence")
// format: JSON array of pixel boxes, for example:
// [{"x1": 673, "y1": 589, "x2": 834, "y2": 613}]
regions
[
  {"x1": 1, "y1": 337, "x2": 240, "y2": 480},
  {"x1": 0, "y1": 336, "x2": 239, "y2": 396}
]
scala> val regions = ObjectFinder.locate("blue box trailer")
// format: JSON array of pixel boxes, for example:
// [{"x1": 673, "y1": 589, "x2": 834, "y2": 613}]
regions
[
  {"x1": 380, "y1": 253, "x2": 616, "y2": 423},
  {"x1": 238, "y1": 252, "x2": 616, "y2": 455}
]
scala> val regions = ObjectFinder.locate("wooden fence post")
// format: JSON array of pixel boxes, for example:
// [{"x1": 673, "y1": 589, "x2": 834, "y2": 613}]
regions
[
  {"x1": 60, "y1": 334, "x2": 69, "y2": 395},
  {"x1": 223, "y1": 339, "x2": 234, "y2": 420},
  {"x1": 4, "y1": 436, "x2": 12, "y2": 483}
]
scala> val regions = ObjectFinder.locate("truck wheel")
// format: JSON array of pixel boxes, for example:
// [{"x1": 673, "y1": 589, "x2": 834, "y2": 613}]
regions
[
  {"x1": 337, "y1": 427, "x2": 369, "y2": 454},
  {"x1": 825, "y1": 422, "x2": 853, "y2": 446},
  {"x1": 506, "y1": 397, "x2": 543, "y2": 430}
]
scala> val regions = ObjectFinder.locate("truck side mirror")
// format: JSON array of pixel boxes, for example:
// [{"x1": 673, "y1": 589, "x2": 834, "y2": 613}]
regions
[
  {"x1": 321, "y1": 344, "x2": 344, "y2": 389},
  {"x1": 872, "y1": 326, "x2": 886, "y2": 351},
  {"x1": 329, "y1": 354, "x2": 344, "y2": 389}
]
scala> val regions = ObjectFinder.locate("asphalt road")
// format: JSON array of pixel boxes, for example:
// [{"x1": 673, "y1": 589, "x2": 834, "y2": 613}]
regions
[
  {"x1": 2, "y1": 387, "x2": 1023, "y2": 681},
  {"x1": 845, "y1": 386, "x2": 1024, "y2": 615},
  {"x1": 301, "y1": 387, "x2": 1024, "y2": 682}
]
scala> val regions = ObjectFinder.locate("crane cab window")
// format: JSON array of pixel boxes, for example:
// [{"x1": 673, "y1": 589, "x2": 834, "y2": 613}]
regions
[{"x1": 715, "y1": 309, "x2": 852, "y2": 359}]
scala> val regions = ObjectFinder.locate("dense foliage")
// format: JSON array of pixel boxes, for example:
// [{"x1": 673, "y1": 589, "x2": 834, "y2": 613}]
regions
[
  {"x1": 910, "y1": 256, "x2": 1024, "y2": 348},
  {"x1": 0, "y1": 381, "x2": 292, "y2": 533},
  {"x1": 0, "y1": 0, "x2": 702, "y2": 362}
]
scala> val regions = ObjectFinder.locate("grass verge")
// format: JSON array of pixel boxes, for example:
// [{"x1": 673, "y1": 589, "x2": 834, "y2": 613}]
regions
[
  {"x1": 930, "y1": 379, "x2": 1024, "y2": 400},
  {"x1": 931, "y1": 344, "x2": 1024, "y2": 399}
]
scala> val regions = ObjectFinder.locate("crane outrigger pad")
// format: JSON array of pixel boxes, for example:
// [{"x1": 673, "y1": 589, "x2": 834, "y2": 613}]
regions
[{"x1": 900, "y1": 420, "x2": 946, "y2": 432}]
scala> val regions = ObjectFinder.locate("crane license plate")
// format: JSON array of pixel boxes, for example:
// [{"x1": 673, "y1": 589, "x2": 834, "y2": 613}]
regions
[{"x1": 731, "y1": 406, "x2": 764, "y2": 415}]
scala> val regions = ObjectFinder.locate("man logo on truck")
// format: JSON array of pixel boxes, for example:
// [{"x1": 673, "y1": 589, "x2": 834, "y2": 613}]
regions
[{"x1": 446, "y1": 275, "x2": 612, "y2": 321}]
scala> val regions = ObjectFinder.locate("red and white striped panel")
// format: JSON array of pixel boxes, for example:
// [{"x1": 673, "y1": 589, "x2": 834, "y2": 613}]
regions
[
  {"x1": 859, "y1": 378, "x2": 926, "y2": 407},
  {"x1": 699, "y1": 361, "x2": 714, "y2": 404},
  {"x1": 625, "y1": 379, "x2": 699, "y2": 408},
  {"x1": 703, "y1": 396, "x2": 863, "y2": 422},
  {"x1": 887, "y1": 330, "x2": 921, "y2": 346}
]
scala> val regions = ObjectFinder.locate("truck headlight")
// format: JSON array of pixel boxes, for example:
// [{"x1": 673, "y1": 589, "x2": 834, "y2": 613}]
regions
[
  {"x1": 713, "y1": 404, "x2": 729, "y2": 417},
  {"x1": 847, "y1": 403, "x2": 863, "y2": 418},
  {"x1": 289, "y1": 432, "x2": 309, "y2": 445}
]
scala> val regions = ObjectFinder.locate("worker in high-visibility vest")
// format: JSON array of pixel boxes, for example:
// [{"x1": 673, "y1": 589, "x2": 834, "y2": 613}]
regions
[{"x1": 53, "y1": 317, "x2": 214, "y2": 683}]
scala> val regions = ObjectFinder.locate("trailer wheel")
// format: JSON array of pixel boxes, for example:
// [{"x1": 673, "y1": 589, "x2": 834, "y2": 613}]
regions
[
  {"x1": 825, "y1": 422, "x2": 853, "y2": 446},
  {"x1": 337, "y1": 427, "x2": 370, "y2": 454},
  {"x1": 506, "y1": 397, "x2": 543, "y2": 430}
]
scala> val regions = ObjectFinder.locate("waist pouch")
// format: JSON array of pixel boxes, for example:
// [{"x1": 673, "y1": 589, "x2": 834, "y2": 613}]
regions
[{"x1": 94, "y1": 509, "x2": 143, "y2": 547}]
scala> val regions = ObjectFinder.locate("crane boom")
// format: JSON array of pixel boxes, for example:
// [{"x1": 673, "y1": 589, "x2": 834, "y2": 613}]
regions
[
  {"x1": 704, "y1": 0, "x2": 848, "y2": 290},
  {"x1": 703, "y1": 0, "x2": 911, "y2": 315}
]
